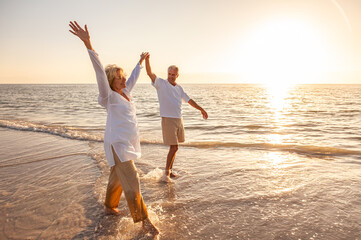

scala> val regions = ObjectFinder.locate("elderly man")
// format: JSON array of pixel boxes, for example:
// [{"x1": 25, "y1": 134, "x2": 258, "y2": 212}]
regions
[{"x1": 145, "y1": 54, "x2": 208, "y2": 182}]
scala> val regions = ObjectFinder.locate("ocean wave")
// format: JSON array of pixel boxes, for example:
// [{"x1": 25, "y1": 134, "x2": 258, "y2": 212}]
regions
[
  {"x1": 181, "y1": 141, "x2": 361, "y2": 157},
  {"x1": 185, "y1": 124, "x2": 242, "y2": 130},
  {"x1": 142, "y1": 139, "x2": 361, "y2": 157},
  {"x1": 0, "y1": 153, "x2": 89, "y2": 168},
  {"x1": 244, "y1": 125, "x2": 265, "y2": 130},
  {"x1": 339, "y1": 109, "x2": 361, "y2": 113},
  {"x1": 1, "y1": 119, "x2": 360, "y2": 158},
  {"x1": 0, "y1": 119, "x2": 103, "y2": 142}
]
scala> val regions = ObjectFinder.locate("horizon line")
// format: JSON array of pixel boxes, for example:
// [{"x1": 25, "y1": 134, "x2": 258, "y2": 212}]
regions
[{"x1": 1, "y1": 83, "x2": 361, "y2": 85}]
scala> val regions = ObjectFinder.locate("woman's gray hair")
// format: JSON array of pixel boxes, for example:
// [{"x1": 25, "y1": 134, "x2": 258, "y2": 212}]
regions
[{"x1": 105, "y1": 64, "x2": 123, "y2": 90}]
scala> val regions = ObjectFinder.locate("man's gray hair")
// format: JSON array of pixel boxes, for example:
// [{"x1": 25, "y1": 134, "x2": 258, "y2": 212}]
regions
[{"x1": 168, "y1": 65, "x2": 179, "y2": 73}]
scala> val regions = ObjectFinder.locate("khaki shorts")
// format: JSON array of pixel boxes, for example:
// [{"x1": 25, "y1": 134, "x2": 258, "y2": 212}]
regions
[{"x1": 161, "y1": 117, "x2": 185, "y2": 145}]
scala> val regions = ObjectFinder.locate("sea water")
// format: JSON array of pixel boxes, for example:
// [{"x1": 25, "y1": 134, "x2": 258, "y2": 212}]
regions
[{"x1": 0, "y1": 84, "x2": 360, "y2": 239}]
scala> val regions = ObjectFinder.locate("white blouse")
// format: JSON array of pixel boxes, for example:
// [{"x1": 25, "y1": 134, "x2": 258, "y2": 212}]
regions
[{"x1": 88, "y1": 49, "x2": 142, "y2": 166}]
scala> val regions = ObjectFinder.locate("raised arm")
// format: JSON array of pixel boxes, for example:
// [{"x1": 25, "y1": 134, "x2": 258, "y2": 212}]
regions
[
  {"x1": 145, "y1": 54, "x2": 156, "y2": 83},
  {"x1": 69, "y1": 21, "x2": 93, "y2": 50},
  {"x1": 126, "y1": 52, "x2": 148, "y2": 92},
  {"x1": 69, "y1": 21, "x2": 111, "y2": 101},
  {"x1": 188, "y1": 99, "x2": 208, "y2": 119}
]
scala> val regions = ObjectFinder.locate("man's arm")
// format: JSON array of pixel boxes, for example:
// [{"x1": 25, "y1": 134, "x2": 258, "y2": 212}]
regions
[
  {"x1": 188, "y1": 99, "x2": 208, "y2": 119},
  {"x1": 145, "y1": 54, "x2": 156, "y2": 83}
]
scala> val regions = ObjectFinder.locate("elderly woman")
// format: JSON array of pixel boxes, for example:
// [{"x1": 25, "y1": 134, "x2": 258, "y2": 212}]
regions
[{"x1": 69, "y1": 21, "x2": 159, "y2": 236}]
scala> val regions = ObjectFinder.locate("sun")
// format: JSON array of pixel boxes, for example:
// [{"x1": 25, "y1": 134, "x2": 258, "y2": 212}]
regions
[{"x1": 238, "y1": 18, "x2": 331, "y2": 86}]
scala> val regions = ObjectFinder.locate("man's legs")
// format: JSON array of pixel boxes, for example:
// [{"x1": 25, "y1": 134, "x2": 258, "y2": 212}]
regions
[
  {"x1": 162, "y1": 117, "x2": 184, "y2": 178},
  {"x1": 165, "y1": 145, "x2": 178, "y2": 177}
]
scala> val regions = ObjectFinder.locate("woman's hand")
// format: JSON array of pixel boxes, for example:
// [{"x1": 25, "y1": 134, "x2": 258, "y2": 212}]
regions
[
  {"x1": 139, "y1": 52, "x2": 149, "y2": 65},
  {"x1": 69, "y1": 21, "x2": 93, "y2": 50}
]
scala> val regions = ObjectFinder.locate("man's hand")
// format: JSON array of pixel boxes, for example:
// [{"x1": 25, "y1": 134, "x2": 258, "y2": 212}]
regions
[
  {"x1": 188, "y1": 99, "x2": 208, "y2": 119},
  {"x1": 145, "y1": 53, "x2": 156, "y2": 83},
  {"x1": 145, "y1": 53, "x2": 150, "y2": 60},
  {"x1": 139, "y1": 52, "x2": 149, "y2": 65},
  {"x1": 201, "y1": 109, "x2": 208, "y2": 120}
]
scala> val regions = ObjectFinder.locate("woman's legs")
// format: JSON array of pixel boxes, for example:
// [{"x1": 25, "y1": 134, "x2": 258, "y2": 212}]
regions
[
  {"x1": 113, "y1": 159, "x2": 148, "y2": 222},
  {"x1": 104, "y1": 166, "x2": 123, "y2": 209},
  {"x1": 105, "y1": 147, "x2": 159, "y2": 235}
]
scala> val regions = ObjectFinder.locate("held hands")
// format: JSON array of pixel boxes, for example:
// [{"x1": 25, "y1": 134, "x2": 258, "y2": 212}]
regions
[
  {"x1": 145, "y1": 53, "x2": 150, "y2": 60},
  {"x1": 69, "y1": 21, "x2": 93, "y2": 50},
  {"x1": 139, "y1": 52, "x2": 149, "y2": 65}
]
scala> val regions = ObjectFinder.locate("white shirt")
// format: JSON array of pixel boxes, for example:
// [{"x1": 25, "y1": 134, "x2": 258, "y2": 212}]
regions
[
  {"x1": 152, "y1": 77, "x2": 191, "y2": 118},
  {"x1": 88, "y1": 49, "x2": 142, "y2": 166}
]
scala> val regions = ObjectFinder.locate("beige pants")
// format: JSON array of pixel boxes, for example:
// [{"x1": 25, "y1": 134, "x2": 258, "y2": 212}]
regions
[
  {"x1": 104, "y1": 147, "x2": 148, "y2": 223},
  {"x1": 161, "y1": 117, "x2": 185, "y2": 145}
]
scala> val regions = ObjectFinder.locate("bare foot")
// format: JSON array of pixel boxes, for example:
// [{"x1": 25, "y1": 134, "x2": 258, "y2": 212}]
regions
[
  {"x1": 142, "y1": 218, "x2": 160, "y2": 237},
  {"x1": 160, "y1": 174, "x2": 172, "y2": 183},
  {"x1": 104, "y1": 207, "x2": 124, "y2": 216},
  {"x1": 169, "y1": 170, "x2": 179, "y2": 178}
]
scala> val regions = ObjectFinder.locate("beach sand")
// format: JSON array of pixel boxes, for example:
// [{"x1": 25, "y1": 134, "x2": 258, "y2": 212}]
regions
[
  {"x1": 0, "y1": 129, "x2": 162, "y2": 240},
  {"x1": 0, "y1": 129, "x2": 101, "y2": 239},
  {"x1": 2, "y1": 127, "x2": 361, "y2": 239}
]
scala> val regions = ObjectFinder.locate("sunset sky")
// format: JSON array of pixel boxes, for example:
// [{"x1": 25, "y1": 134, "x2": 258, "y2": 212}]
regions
[{"x1": 1, "y1": 0, "x2": 361, "y2": 84}]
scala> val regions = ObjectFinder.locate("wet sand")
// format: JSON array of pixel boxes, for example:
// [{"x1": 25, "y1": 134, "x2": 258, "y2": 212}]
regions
[
  {"x1": 0, "y1": 129, "x2": 100, "y2": 239},
  {"x1": 2, "y1": 127, "x2": 361, "y2": 239},
  {"x1": 0, "y1": 129, "x2": 159, "y2": 240}
]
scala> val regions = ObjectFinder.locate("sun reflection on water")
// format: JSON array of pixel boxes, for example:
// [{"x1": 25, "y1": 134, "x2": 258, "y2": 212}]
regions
[
  {"x1": 264, "y1": 83, "x2": 294, "y2": 151},
  {"x1": 263, "y1": 151, "x2": 287, "y2": 166},
  {"x1": 265, "y1": 83, "x2": 293, "y2": 113},
  {"x1": 266, "y1": 134, "x2": 284, "y2": 145}
]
